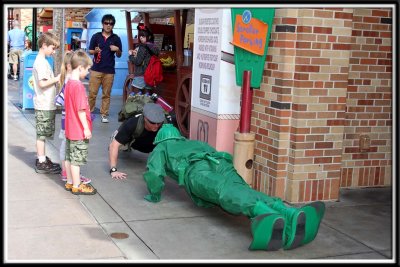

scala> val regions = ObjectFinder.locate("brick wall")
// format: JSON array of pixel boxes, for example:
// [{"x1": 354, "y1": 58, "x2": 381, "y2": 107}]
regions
[
  {"x1": 253, "y1": 7, "x2": 392, "y2": 203},
  {"x1": 17, "y1": 8, "x2": 92, "y2": 30},
  {"x1": 341, "y1": 8, "x2": 392, "y2": 188},
  {"x1": 65, "y1": 8, "x2": 93, "y2": 22},
  {"x1": 20, "y1": 9, "x2": 32, "y2": 30}
]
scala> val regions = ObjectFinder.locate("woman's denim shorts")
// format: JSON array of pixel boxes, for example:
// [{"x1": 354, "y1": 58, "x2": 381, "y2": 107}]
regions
[{"x1": 131, "y1": 76, "x2": 145, "y2": 89}]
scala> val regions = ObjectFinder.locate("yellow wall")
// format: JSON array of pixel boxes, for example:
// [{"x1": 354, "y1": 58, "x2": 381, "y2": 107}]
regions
[
  {"x1": 184, "y1": 24, "x2": 194, "y2": 48},
  {"x1": 20, "y1": 9, "x2": 33, "y2": 30}
]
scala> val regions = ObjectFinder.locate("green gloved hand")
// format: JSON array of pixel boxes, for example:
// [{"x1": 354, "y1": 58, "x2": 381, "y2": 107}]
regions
[{"x1": 144, "y1": 194, "x2": 161, "y2": 203}]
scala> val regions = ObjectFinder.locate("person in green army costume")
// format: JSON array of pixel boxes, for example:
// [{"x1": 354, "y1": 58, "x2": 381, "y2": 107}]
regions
[{"x1": 143, "y1": 124, "x2": 325, "y2": 251}]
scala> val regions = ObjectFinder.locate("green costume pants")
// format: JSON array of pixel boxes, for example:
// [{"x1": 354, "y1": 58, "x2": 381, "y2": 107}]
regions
[
  {"x1": 185, "y1": 158, "x2": 279, "y2": 218},
  {"x1": 184, "y1": 157, "x2": 324, "y2": 251}
]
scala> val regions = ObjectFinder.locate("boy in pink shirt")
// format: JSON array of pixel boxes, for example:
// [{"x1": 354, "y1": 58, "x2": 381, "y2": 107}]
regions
[{"x1": 64, "y1": 50, "x2": 96, "y2": 195}]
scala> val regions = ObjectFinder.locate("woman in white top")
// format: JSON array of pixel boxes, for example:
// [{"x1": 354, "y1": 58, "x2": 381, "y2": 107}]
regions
[{"x1": 78, "y1": 21, "x2": 88, "y2": 51}]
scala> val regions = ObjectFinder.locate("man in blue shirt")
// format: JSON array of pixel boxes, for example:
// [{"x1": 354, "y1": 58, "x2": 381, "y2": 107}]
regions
[
  {"x1": 88, "y1": 14, "x2": 122, "y2": 123},
  {"x1": 8, "y1": 20, "x2": 26, "y2": 81}
]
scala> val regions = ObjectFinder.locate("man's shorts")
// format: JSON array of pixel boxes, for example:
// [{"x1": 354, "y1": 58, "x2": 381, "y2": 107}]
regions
[
  {"x1": 9, "y1": 48, "x2": 23, "y2": 64},
  {"x1": 65, "y1": 139, "x2": 89, "y2": 166},
  {"x1": 35, "y1": 110, "x2": 56, "y2": 140}
]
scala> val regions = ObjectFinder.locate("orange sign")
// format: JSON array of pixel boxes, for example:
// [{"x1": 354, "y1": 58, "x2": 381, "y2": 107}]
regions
[{"x1": 231, "y1": 14, "x2": 268, "y2": 56}]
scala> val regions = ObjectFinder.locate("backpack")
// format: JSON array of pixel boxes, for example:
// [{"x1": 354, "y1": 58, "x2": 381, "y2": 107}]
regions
[
  {"x1": 131, "y1": 114, "x2": 145, "y2": 140},
  {"x1": 118, "y1": 94, "x2": 154, "y2": 122},
  {"x1": 144, "y1": 49, "x2": 163, "y2": 87},
  {"x1": 115, "y1": 114, "x2": 145, "y2": 152}
]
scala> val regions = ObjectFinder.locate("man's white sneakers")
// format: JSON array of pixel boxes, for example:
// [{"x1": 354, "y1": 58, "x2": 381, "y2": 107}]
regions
[{"x1": 101, "y1": 115, "x2": 109, "y2": 123}]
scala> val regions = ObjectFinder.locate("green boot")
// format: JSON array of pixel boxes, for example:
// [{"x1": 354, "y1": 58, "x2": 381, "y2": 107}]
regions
[
  {"x1": 271, "y1": 200, "x2": 306, "y2": 250},
  {"x1": 249, "y1": 201, "x2": 285, "y2": 251},
  {"x1": 299, "y1": 201, "x2": 325, "y2": 246}
]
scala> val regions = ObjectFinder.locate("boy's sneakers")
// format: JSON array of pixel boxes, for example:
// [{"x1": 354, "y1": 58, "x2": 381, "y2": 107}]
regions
[
  {"x1": 101, "y1": 115, "x2": 109, "y2": 123},
  {"x1": 60, "y1": 173, "x2": 92, "y2": 184},
  {"x1": 35, "y1": 157, "x2": 61, "y2": 174},
  {"x1": 65, "y1": 183, "x2": 97, "y2": 195},
  {"x1": 13, "y1": 75, "x2": 18, "y2": 81},
  {"x1": 45, "y1": 156, "x2": 61, "y2": 169},
  {"x1": 64, "y1": 182, "x2": 74, "y2": 191}
]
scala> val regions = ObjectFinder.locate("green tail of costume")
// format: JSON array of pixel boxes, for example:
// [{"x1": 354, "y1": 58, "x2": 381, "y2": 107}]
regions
[{"x1": 249, "y1": 201, "x2": 285, "y2": 251}]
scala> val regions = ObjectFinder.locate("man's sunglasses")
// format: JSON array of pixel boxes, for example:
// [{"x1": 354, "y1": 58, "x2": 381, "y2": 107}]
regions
[{"x1": 103, "y1": 22, "x2": 115, "y2": 26}]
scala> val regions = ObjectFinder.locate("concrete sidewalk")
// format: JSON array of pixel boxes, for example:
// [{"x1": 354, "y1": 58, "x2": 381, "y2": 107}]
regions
[{"x1": 5, "y1": 78, "x2": 395, "y2": 263}]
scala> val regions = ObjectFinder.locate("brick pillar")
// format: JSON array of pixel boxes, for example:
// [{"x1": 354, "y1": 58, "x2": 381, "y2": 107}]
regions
[
  {"x1": 252, "y1": 9, "x2": 298, "y2": 200},
  {"x1": 253, "y1": 8, "x2": 354, "y2": 203},
  {"x1": 341, "y1": 8, "x2": 392, "y2": 188}
]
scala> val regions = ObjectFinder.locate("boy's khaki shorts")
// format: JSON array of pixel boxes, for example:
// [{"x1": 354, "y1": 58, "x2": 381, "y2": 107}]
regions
[
  {"x1": 65, "y1": 139, "x2": 89, "y2": 166},
  {"x1": 35, "y1": 110, "x2": 56, "y2": 140}
]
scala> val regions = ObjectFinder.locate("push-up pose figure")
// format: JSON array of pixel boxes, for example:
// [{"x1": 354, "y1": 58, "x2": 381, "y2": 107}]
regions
[{"x1": 142, "y1": 124, "x2": 325, "y2": 251}]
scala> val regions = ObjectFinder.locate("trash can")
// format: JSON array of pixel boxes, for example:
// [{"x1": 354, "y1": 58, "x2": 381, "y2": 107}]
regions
[
  {"x1": 183, "y1": 49, "x2": 193, "y2": 67},
  {"x1": 20, "y1": 51, "x2": 54, "y2": 109}
]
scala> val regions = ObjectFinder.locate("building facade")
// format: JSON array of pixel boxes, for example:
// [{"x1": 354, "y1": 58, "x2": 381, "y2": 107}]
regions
[{"x1": 252, "y1": 7, "x2": 392, "y2": 203}]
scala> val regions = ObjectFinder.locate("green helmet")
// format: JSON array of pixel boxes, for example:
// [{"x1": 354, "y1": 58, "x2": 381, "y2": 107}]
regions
[{"x1": 154, "y1": 124, "x2": 184, "y2": 144}]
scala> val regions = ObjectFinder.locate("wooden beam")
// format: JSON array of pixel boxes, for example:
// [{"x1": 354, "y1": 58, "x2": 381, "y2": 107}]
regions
[
  {"x1": 174, "y1": 9, "x2": 183, "y2": 78},
  {"x1": 125, "y1": 11, "x2": 134, "y2": 51},
  {"x1": 125, "y1": 10, "x2": 134, "y2": 74},
  {"x1": 143, "y1": 12, "x2": 151, "y2": 31},
  {"x1": 181, "y1": 9, "x2": 188, "y2": 49}
]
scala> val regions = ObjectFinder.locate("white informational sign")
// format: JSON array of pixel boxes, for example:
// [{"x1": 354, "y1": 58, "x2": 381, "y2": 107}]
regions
[
  {"x1": 191, "y1": 9, "x2": 223, "y2": 114},
  {"x1": 72, "y1": 21, "x2": 83, "y2": 28}
]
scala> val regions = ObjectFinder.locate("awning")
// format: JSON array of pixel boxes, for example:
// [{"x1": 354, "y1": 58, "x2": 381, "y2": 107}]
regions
[
  {"x1": 127, "y1": 8, "x2": 194, "y2": 24},
  {"x1": 38, "y1": 8, "x2": 53, "y2": 19}
]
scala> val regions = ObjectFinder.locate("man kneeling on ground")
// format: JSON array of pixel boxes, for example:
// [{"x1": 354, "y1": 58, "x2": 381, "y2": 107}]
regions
[{"x1": 108, "y1": 103, "x2": 164, "y2": 179}]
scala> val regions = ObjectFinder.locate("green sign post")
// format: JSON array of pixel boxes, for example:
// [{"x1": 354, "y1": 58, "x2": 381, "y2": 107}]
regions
[{"x1": 231, "y1": 8, "x2": 275, "y2": 88}]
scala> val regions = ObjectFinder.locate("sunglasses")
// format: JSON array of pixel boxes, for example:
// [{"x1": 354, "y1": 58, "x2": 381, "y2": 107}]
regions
[{"x1": 103, "y1": 22, "x2": 115, "y2": 26}]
